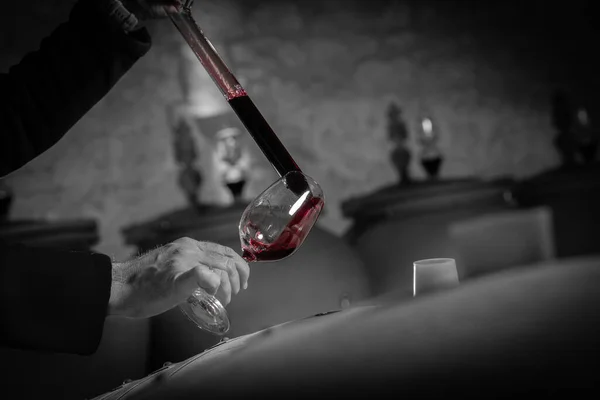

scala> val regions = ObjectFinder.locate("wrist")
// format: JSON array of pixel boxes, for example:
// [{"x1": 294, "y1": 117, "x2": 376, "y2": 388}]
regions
[{"x1": 108, "y1": 261, "x2": 130, "y2": 317}]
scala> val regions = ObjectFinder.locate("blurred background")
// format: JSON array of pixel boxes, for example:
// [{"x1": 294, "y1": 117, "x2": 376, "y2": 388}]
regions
[{"x1": 0, "y1": 0, "x2": 599, "y2": 398}]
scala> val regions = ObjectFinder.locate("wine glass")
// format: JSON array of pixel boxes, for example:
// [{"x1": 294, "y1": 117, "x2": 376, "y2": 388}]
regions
[
  {"x1": 413, "y1": 258, "x2": 459, "y2": 297},
  {"x1": 417, "y1": 114, "x2": 443, "y2": 179},
  {"x1": 179, "y1": 171, "x2": 325, "y2": 335}
]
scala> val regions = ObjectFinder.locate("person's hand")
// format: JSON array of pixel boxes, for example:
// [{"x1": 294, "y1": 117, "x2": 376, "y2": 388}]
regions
[
  {"x1": 123, "y1": 0, "x2": 185, "y2": 21},
  {"x1": 108, "y1": 237, "x2": 250, "y2": 319}
]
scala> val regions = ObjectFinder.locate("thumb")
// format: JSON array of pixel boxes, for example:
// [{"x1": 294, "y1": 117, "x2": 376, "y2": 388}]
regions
[{"x1": 176, "y1": 266, "x2": 221, "y2": 299}]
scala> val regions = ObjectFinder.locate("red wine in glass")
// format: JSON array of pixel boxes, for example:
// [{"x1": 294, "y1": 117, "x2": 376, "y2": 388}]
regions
[
  {"x1": 421, "y1": 156, "x2": 443, "y2": 179},
  {"x1": 228, "y1": 96, "x2": 302, "y2": 187},
  {"x1": 241, "y1": 196, "x2": 325, "y2": 262}
]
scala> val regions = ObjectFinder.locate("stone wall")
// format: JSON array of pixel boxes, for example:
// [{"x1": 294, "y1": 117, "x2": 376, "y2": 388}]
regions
[{"x1": 2, "y1": 0, "x2": 598, "y2": 259}]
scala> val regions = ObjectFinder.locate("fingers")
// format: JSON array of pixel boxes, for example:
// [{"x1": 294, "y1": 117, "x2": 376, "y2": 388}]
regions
[
  {"x1": 224, "y1": 257, "x2": 241, "y2": 295},
  {"x1": 214, "y1": 270, "x2": 232, "y2": 306},
  {"x1": 138, "y1": 0, "x2": 184, "y2": 18},
  {"x1": 149, "y1": 5, "x2": 178, "y2": 17},
  {"x1": 195, "y1": 243, "x2": 248, "y2": 293},
  {"x1": 222, "y1": 245, "x2": 251, "y2": 290},
  {"x1": 191, "y1": 248, "x2": 239, "y2": 295},
  {"x1": 175, "y1": 264, "x2": 231, "y2": 308},
  {"x1": 197, "y1": 241, "x2": 250, "y2": 292},
  {"x1": 169, "y1": 237, "x2": 249, "y2": 305},
  {"x1": 176, "y1": 265, "x2": 221, "y2": 299}
]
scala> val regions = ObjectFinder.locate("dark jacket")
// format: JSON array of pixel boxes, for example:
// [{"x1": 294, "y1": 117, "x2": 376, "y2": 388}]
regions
[{"x1": 0, "y1": 0, "x2": 151, "y2": 355}]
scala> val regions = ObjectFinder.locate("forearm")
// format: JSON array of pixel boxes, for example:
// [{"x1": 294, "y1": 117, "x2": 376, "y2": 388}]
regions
[
  {"x1": 0, "y1": 0, "x2": 152, "y2": 177},
  {"x1": 108, "y1": 261, "x2": 131, "y2": 317},
  {"x1": 108, "y1": 248, "x2": 162, "y2": 318}
]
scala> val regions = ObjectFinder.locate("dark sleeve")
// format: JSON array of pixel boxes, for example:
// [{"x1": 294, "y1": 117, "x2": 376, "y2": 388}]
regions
[
  {"x1": 0, "y1": 242, "x2": 113, "y2": 355},
  {"x1": 0, "y1": 0, "x2": 152, "y2": 177}
]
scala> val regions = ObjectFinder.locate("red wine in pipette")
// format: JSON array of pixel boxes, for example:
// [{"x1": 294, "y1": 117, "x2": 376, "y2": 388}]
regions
[
  {"x1": 228, "y1": 95, "x2": 299, "y2": 177},
  {"x1": 228, "y1": 95, "x2": 308, "y2": 195}
]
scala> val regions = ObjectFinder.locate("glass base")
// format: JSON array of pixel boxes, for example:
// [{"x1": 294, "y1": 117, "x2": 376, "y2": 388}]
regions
[{"x1": 179, "y1": 289, "x2": 230, "y2": 335}]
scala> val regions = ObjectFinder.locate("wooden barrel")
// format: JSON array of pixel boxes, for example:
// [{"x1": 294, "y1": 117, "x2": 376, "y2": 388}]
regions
[
  {"x1": 88, "y1": 256, "x2": 600, "y2": 399},
  {"x1": 512, "y1": 163, "x2": 600, "y2": 258}
]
